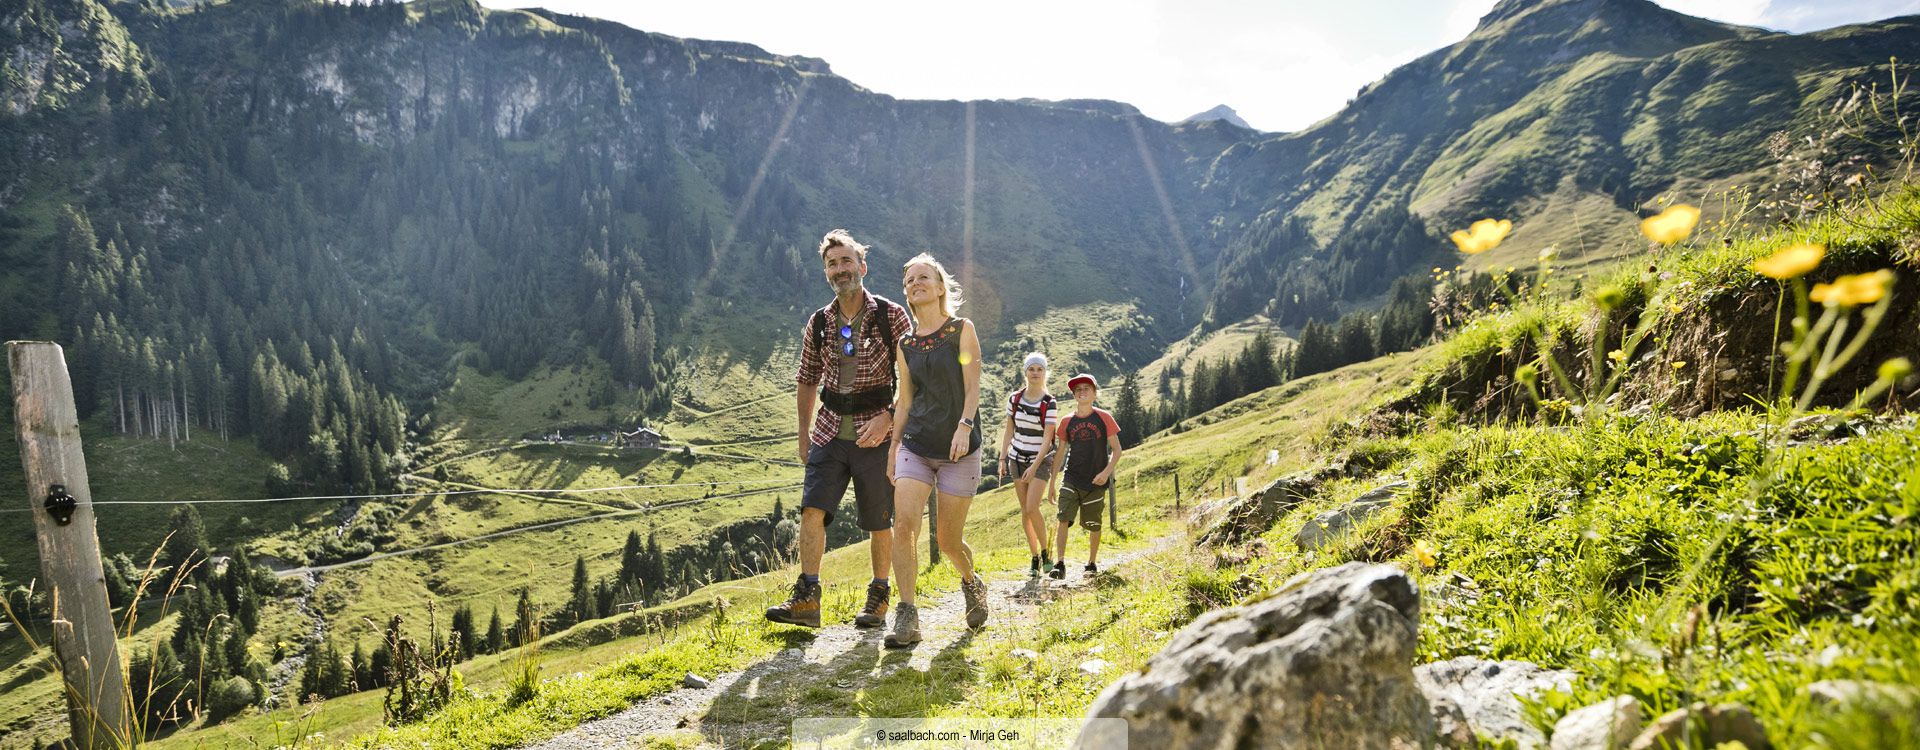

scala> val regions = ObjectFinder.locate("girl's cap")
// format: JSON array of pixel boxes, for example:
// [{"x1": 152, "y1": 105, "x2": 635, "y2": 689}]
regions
[{"x1": 1024, "y1": 352, "x2": 1048, "y2": 369}]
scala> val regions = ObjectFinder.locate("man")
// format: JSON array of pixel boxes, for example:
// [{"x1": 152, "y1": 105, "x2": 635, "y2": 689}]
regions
[
  {"x1": 1049, "y1": 373, "x2": 1122, "y2": 580},
  {"x1": 769, "y1": 229, "x2": 913, "y2": 628}
]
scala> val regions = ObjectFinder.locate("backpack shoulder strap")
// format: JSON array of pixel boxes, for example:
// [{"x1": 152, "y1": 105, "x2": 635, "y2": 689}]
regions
[{"x1": 869, "y1": 294, "x2": 904, "y2": 376}]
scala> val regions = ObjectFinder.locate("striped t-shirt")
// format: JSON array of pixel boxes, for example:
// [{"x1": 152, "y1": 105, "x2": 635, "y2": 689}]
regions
[{"x1": 1006, "y1": 389, "x2": 1059, "y2": 461}]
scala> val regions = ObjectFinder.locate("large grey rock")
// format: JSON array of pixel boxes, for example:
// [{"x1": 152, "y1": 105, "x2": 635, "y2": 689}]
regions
[
  {"x1": 1198, "y1": 473, "x2": 1321, "y2": 547},
  {"x1": 1079, "y1": 562, "x2": 1434, "y2": 749},
  {"x1": 1295, "y1": 481, "x2": 1409, "y2": 551},
  {"x1": 1551, "y1": 696, "x2": 1642, "y2": 750},
  {"x1": 1628, "y1": 702, "x2": 1770, "y2": 750},
  {"x1": 1413, "y1": 657, "x2": 1574, "y2": 750}
]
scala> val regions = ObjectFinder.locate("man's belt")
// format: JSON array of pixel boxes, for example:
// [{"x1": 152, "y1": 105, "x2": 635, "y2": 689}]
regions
[{"x1": 821, "y1": 386, "x2": 893, "y2": 415}]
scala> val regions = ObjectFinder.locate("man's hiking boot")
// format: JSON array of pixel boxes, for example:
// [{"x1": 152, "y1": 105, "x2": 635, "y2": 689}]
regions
[
  {"x1": 854, "y1": 581, "x2": 890, "y2": 629},
  {"x1": 1084, "y1": 561, "x2": 1099, "y2": 576},
  {"x1": 884, "y1": 602, "x2": 921, "y2": 648},
  {"x1": 1029, "y1": 555, "x2": 1041, "y2": 577},
  {"x1": 1049, "y1": 561, "x2": 1066, "y2": 580},
  {"x1": 961, "y1": 574, "x2": 990, "y2": 628},
  {"x1": 765, "y1": 575, "x2": 822, "y2": 628}
]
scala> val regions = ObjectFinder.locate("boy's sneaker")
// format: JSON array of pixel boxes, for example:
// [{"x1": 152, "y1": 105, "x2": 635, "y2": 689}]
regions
[
  {"x1": 1049, "y1": 561, "x2": 1066, "y2": 580},
  {"x1": 884, "y1": 602, "x2": 921, "y2": 648},
  {"x1": 961, "y1": 575, "x2": 990, "y2": 629},
  {"x1": 765, "y1": 575, "x2": 822, "y2": 628},
  {"x1": 1084, "y1": 562, "x2": 1099, "y2": 576},
  {"x1": 853, "y1": 581, "x2": 890, "y2": 629},
  {"x1": 1029, "y1": 555, "x2": 1041, "y2": 577}
]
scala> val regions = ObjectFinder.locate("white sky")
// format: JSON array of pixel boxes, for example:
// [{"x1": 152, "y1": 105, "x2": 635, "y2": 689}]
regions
[{"x1": 483, "y1": 0, "x2": 1920, "y2": 132}]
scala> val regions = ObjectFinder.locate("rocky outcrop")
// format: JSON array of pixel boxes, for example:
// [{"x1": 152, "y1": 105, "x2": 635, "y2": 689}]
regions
[
  {"x1": 1414, "y1": 657, "x2": 1574, "y2": 749},
  {"x1": 1196, "y1": 472, "x2": 1322, "y2": 547},
  {"x1": 1079, "y1": 562, "x2": 1433, "y2": 749},
  {"x1": 1295, "y1": 480, "x2": 1409, "y2": 551}
]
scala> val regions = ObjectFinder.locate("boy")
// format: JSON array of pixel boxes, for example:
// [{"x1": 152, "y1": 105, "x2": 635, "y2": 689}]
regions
[{"x1": 1048, "y1": 373, "x2": 1122, "y2": 579}]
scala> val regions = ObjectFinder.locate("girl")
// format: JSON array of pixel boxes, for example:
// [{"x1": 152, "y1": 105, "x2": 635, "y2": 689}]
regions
[{"x1": 998, "y1": 352, "x2": 1059, "y2": 577}]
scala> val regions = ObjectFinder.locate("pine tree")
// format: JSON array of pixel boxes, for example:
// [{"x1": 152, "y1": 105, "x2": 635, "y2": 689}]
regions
[
  {"x1": 1336, "y1": 312, "x2": 1376, "y2": 367},
  {"x1": 1111, "y1": 375, "x2": 1145, "y2": 447},
  {"x1": 162, "y1": 504, "x2": 210, "y2": 576},
  {"x1": 486, "y1": 606, "x2": 506, "y2": 654},
  {"x1": 618, "y1": 529, "x2": 642, "y2": 588},
  {"x1": 568, "y1": 555, "x2": 592, "y2": 626},
  {"x1": 451, "y1": 604, "x2": 475, "y2": 661}
]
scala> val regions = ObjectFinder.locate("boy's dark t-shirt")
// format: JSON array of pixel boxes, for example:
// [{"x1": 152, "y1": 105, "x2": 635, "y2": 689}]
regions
[{"x1": 1058, "y1": 408, "x2": 1120, "y2": 492}]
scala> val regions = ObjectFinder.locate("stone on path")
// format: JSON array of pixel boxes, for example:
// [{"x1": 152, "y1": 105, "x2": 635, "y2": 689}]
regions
[{"x1": 1080, "y1": 562, "x2": 1433, "y2": 749}]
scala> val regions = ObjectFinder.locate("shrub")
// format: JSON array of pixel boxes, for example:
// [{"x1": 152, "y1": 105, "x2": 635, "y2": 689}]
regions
[{"x1": 206, "y1": 676, "x2": 257, "y2": 721}]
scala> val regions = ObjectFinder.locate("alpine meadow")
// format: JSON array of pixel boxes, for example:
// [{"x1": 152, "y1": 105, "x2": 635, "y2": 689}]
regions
[{"x1": 2, "y1": 0, "x2": 1918, "y2": 748}]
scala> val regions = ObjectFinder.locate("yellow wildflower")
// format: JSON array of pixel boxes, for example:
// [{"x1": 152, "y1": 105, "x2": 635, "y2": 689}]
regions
[
  {"x1": 1608, "y1": 349, "x2": 1627, "y2": 364},
  {"x1": 1640, "y1": 204, "x2": 1701, "y2": 244},
  {"x1": 1809, "y1": 269, "x2": 1893, "y2": 307},
  {"x1": 1672, "y1": 361, "x2": 1687, "y2": 370},
  {"x1": 1413, "y1": 540, "x2": 1438, "y2": 569},
  {"x1": 1881, "y1": 358, "x2": 1913, "y2": 383},
  {"x1": 1667, "y1": 303, "x2": 1684, "y2": 315},
  {"x1": 1451, "y1": 219, "x2": 1512, "y2": 255},
  {"x1": 1752, "y1": 243, "x2": 1825, "y2": 280}
]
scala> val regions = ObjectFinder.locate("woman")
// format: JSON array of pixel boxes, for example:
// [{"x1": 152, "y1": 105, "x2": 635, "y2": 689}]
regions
[
  {"x1": 998, "y1": 352, "x2": 1059, "y2": 577},
  {"x1": 885, "y1": 252, "x2": 986, "y2": 648}
]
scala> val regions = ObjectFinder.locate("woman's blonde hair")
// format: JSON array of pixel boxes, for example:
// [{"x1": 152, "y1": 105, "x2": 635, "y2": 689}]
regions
[{"x1": 902, "y1": 253, "x2": 964, "y2": 320}]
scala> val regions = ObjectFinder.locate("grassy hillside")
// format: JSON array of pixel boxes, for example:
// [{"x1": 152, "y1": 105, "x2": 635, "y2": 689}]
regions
[{"x1": 108, "y1": 184, "x2": 1920, "y2": 750}]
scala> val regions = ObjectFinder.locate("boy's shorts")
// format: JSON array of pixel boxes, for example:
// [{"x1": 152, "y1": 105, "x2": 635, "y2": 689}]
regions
[
  {"x1": 1056, "y1": 483, "x2": 1105, "y2": 531},
  {"x1": 894, "y1": 444, "x2": 983, "y2": 497},
  {"x1": 800, "y1": 438, "x2": 894, "y2": 531}
]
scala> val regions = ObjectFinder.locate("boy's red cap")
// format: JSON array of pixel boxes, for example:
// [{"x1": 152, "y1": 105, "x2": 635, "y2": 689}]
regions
[{"x1": 1067, "y1": 373, "x2": 1098, "y2": 391}]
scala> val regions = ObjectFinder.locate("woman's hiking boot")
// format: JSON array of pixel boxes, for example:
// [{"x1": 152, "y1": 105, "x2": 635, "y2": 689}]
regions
[
  {"x1": 854, "y1": 581, "x2": 890, "y2": 629},
  {"x1": 962, "y1": 574, "x2": 990, "y2": 629},
  {"x1": 765, "y1": 575, "x2": 822, "y2": 628},
  {"x1": 1029, "y1": 555, "x2": 1041, "y2": 577},
  {"x1": 884, "y1": 602, "x2": 921, "y2": 648}
]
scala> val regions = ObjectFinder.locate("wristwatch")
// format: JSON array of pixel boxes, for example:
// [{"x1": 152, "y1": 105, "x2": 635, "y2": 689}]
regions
[{"x1": 959, "y1": 417, "x2": 976, "y2": 427}]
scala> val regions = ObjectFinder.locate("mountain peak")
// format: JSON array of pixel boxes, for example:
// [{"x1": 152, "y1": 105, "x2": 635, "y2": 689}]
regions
[{"x1": 1181, "y1": 104, "x2": 1254, "y2": 130}]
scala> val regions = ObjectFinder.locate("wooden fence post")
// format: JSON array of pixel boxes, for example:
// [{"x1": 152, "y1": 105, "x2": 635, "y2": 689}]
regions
[
  {"x1": 1106, "y1": 482, "x2": 1116, "y2": 530},
  {"x1": 8, "y1": 341, "x2": 130, "y2": 748},
  {"x1": 1174, "y1": 474, "x2": 1182, "y2": 511}
]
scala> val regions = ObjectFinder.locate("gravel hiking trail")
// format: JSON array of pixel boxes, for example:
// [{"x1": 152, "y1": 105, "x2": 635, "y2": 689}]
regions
[{"x1": 524, "y1": 537, "x2": 1174, "y2": 749}]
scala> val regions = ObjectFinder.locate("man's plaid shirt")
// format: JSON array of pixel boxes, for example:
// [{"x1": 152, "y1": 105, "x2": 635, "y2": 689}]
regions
[{"x1": 795, "y1": 291, "x2": 913, "y2": 447}]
